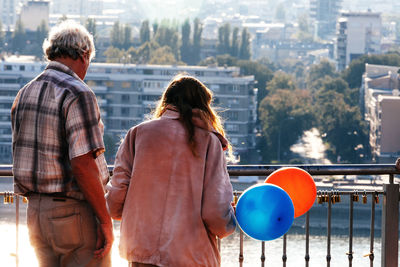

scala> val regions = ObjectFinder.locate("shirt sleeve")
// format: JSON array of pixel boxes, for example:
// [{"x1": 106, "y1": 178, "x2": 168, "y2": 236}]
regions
[
  {"x1": 106, "y1": 128, "x2": 136, "y2": 219},
  {"x1": 65, "y1": 91, "x2": 105, "y2": 160},
  {"x1": 201, "y1": 133, "x2": 236, "y2": 239}
]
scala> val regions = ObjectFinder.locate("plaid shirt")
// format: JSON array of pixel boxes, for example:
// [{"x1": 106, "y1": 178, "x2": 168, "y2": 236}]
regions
[{"x1": 11, "y1": 61, "x2": 109, "y2": 200}]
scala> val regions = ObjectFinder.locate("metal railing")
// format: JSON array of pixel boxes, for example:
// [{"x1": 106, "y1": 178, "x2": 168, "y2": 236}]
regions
[{"x1": 1, "y1": 164, "x2": 399, "y2": 267}]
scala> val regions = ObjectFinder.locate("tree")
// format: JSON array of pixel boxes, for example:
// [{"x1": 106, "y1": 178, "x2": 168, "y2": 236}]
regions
[
  {"x1": 231, "y1": 27, "x2": 239, "y2": 57},
  {"x1": 149, "y1": 46, "x2": 180, "y2": 65},
  {"x1": 275, "y1": 3, "x2": 286, "y2": 22},
  {"x1": 258, "y1": 89, "x2": 314, "y2": 162},
  {"x1": 12, "y1": 18, "x2": 26, "y2": 53},
  {"x1": 110, "y1": 21, "x2": 122, "y2": 48},
  {"x1": 342, "y1": 53, "x2": 400, "y2": 89},
  {"x1": 314, "y1": 90, "x2": 367, "y2": 162},
  {"x1": 237, "y1": 59, "x2": 274, "y2": 104},
  {"x1": 192, "y1": 18, "x2": 203, "y2": 64},
  {"x1": 85, "y1": 18, "x2": 97, "y2": 44},
  {"x1": 34, "y1": 20, "x2": 48, "y2": 57},
  {"x1": 0, "y1": 20, "x2": 4, "y2": 50},
  {"x1": 154, "y1": 24, "x2": 180, "y2": 60},
  {"x1": 180, "y1": 19, "x2": 191, "y2": 64},
  {"x1": 307, "y1": 59, "x2": 338, "y2": 85},
  {"x1": 152, "y1": 21, "x2": 159, "y2": 37},
  {"x1": 104, "y1": 46, "x2": 125, "y2": 63},
  {"x1": 140, "y1": 20, "x2": 150, "y2": 45},
  {"x1": 122, "y1": 24, "x2": 132, "y2": 50},
  {"x1": 217, "y1": 23, "x2": 230, "y2": 55},
  {"x1": 296, "y1": 14, "x2": 313, "y2": 42},
  {"x1": 239, "y1": 28, "x2": 251, "y2": 60},
  {"x1": 85, "y1": 18, "x2": 96, "y2": 37},
  {"x1": 266, "y1": 71, "x2": 296, "y2": 94}
]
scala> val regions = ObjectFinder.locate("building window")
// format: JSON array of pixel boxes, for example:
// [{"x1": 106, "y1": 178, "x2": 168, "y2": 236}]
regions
[
  {"x1": 143, "y1": 69, "x2": 153, "y2": 75},
  {"x1": 19, "y1": 65, "x2": 25, "y2": 71},
  {"x1": 121, "y1": 94, "x2": 130, "y2": 103},
  {"x1": 122, "y1": 82, "x2": 131, "y2": 88},
  {"x1": 4, "y1": 65, "x2": 12, "y2": 71},
  {"x1": 121, "y1": 107, "x2": 129, "y2": 116},
  {"x1": 226, "y1": 111, "x2": 239, "y2": 120},
  {"x1": 105, "y1": 81, "x2": 114, "y2": 87}
]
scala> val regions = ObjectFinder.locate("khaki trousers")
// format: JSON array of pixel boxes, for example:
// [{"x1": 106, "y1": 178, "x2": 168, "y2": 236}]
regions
[{"x1": 27, "y1": 194, "x2": 111, "y2": 267}]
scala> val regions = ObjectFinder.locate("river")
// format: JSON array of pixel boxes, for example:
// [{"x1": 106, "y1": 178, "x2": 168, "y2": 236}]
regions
[{"x1": 0, "y1": 129, "x2": 386, "y2": 266}]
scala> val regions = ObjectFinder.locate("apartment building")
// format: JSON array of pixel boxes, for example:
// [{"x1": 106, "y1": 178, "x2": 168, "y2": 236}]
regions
[
  {"x1": 336, "y1": 11, "x2": 381, "y2": 71},
  {"x1": 310, "y1": 0, "x2": 342, "y2": 39},
  {"x1": 0, "y1": 56, "x2": 257, "y2": 163},
  {"x1": 362, "y1": 63, "x2": 400, "y2": 162}
]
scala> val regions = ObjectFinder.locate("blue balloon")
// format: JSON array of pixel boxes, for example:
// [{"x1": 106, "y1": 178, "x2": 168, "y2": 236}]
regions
[{"x1": 235, "y1": 184, "x2": 294, "y2": 241}]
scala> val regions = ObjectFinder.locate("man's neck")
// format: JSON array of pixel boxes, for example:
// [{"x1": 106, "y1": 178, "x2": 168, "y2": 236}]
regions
[{"x1": 54, "y1": 57, "x2": 87, "y2": 80}]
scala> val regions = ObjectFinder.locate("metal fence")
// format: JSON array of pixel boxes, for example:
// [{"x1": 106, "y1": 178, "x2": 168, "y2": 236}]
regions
[{"x1": 1, "y1": 164, "x2": 399, "y2": 267}]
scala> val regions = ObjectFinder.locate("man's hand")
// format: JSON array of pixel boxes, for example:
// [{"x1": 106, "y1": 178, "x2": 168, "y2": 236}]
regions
[
  {"x1": 396, "y1": 158, "x2": 400, "y2": 171},
  {"x1": 71, "y1": 152, "x2": 114, "y2": 258},
  {"x1": 94, "y1": 221, "x2": 114, "y2": 258}
]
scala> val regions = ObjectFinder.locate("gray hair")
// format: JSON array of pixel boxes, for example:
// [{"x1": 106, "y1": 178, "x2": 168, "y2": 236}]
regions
[{"x1": 42, "y1": 20, "x2": 95, "y2": 61}]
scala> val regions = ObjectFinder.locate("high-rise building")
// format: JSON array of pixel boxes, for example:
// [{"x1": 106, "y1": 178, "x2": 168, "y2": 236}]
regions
[
  {"x1": 309, "y1": 0, "x2": 342, "y2": 39},
  {"x1": 336, "y1": 11, "x2": 381, "y2": 71},
  {"x1": 20, "y1": 0, "x2": 49, "y2": 31},
  {"x1": 0, "y1": 0, "x2": 17, "y2": 29},
  {"x1": 0, "y1": 57, "x2": 257, "y2": 163}
]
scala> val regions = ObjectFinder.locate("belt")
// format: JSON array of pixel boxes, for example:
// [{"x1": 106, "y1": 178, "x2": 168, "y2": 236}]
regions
[{"x1": 26, "y1": 192, "x2": 74, "y2": 202}]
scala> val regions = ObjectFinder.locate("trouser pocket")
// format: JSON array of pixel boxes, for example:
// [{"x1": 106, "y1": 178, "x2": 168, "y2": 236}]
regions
[{"x1": 49, "y1": 212, "x2": 83, "y2": 254}]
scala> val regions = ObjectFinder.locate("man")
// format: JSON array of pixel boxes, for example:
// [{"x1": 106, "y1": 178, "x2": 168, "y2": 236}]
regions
[
  {"x1": 11, "y1": 20, "x2": 113, "y2": 266},
  {"x1": 396, "y1": 158, "x2": 400, "y2": 170}
]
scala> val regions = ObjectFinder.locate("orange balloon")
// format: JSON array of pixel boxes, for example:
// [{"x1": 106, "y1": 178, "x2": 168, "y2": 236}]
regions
[{"x1": 265, "y1": 167, "x2": 316, "y2": 218}]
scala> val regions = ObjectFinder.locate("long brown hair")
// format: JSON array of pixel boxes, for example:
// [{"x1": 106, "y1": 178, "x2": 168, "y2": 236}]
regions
[{"x1": 154, "y1": 74, "x2": 233, "y2": 158}]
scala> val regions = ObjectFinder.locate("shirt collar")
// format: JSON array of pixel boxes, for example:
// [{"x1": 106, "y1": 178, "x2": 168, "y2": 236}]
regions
[{"x1": 45, "y1": 61, "x2": 82, "y2": 81}]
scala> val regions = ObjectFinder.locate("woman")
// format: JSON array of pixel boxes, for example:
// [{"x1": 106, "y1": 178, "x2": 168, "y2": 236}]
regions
[{"x1": 106, "y1": 75, "x2": 236, "y2": 267}]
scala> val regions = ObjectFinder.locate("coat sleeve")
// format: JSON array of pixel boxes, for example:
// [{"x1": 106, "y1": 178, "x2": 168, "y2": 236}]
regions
[
  {"x1": 201, "y1": 134, "x2": 236, "y2": 238},
  {"x1": 105, "y1": 128, "x2": 136, "y2": 219}
]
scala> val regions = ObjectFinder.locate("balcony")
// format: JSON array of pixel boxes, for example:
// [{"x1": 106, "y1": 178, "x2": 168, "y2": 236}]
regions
[{"x1": 1, "y1": 164, "x2": 399, "y2": 267}]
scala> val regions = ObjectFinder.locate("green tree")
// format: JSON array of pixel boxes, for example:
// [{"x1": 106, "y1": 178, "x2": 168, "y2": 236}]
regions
[
  {"x1": 307, "y1": 59, "x2": 338, "y2": 85},
  {"x1": 314, "y1": 90, "x2": 367, "y2": 162},
  {"x1": 192, "y1": 18, "x2": 202, "y2": 64},
  {"x1": 12, "y1": 18, "x2": 26, "y2": 53},
  {"x1": 152, "y1": 21, "x2": 159, "y2": 37},
  {"x1": 266, "y1": 71, "x2": 296, "y2": 94},
  {"x1": 258, "y1": 89, "x2": 314, "y2": 162},
  {"x1": 149, "y1": 46, "x2": 180, "y2": 65},
  {"x1": 154, "y1": 24, "x2": 180, "y2": 60},
  {"x1": 217, "y1": 23, "x2": 231, "y2": 55},
  {"x1": 275, "y1": 3, "x2": 286, "y2": 22},
  {"x1": 342, "y1": 53, "x2": 400, "y2": 89},
  {"x1": 231, "y1": 27, "x2": 239, "y2": 57},
  {"x1": 237, "y1": 59, "x2": 274, "y2": 104},
  {"x1": 0, "y1": 20, "x2": 4, "y2": 50},
  {"x1": 180, "y1": 19, "x2": 191, "y2": 64},
  {"x1": 110, "y1": 21, "x2": 122, "y2": 48},
  {"x1": 296, "y1": 14, "x2": 313, "y2": 42},
  {"x1": 104, "y1": 46, "x2": 125, "y2": 63},
  {"x1": 140, "y1": 20, "x2": 150, "y2": 45},
  {"x1": 85, "y1": 18, "x2": 97, "y2": 42},
  {"x1": 239, "y1": 28, "x2": 251, "y2": 60},
  {"x1": 34, "y1": 20, "x2": 48, "y2": 57},
  {"x1": 122, "y1": 24, "x2": 132, "y2": 50}
]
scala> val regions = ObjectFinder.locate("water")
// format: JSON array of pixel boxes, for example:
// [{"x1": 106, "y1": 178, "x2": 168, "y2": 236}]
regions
[{"x1": 0, "y1": 218, "x2": 383, "y2": 267}]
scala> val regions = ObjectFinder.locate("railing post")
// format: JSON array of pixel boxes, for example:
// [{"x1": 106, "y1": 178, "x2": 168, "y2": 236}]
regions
[{"x1": 381, "y1": 176, "x2": 399, "y2": 267}]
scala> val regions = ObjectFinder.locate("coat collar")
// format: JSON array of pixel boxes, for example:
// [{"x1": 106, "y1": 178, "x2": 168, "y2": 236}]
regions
[{"x1": 160, "y1": 107, "x2": 228, "y2": 150}]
